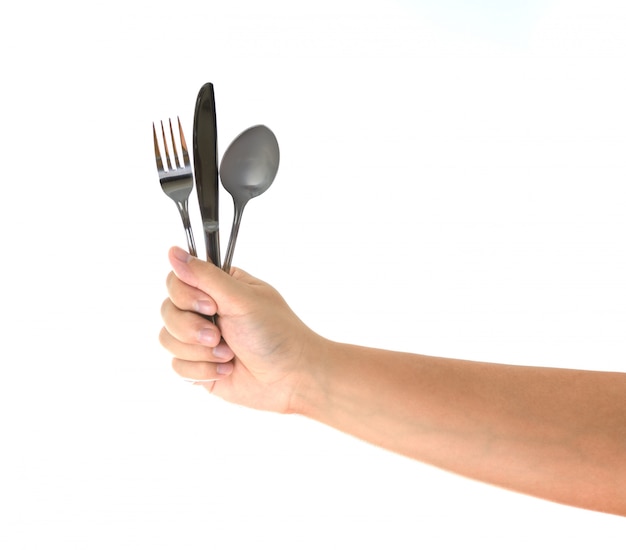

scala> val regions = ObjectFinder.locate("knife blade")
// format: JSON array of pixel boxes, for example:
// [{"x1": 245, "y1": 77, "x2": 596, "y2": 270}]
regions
[{"x1": 192, "y1": 82, "x2": 221, "y2": 267}]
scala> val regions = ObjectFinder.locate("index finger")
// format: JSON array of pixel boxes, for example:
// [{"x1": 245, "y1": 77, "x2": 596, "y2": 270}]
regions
[{"x1": 166, "y1": 270, "x2": 217, "y2": 317}]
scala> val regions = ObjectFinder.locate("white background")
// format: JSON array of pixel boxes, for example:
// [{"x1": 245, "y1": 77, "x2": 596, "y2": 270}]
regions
[{"x1": 2, "y1": 0, "x2": 625, "y2": 547}]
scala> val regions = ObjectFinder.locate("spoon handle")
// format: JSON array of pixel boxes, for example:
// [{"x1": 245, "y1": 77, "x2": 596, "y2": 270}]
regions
[{"x1": 222, "y1": 202, "x2": 245, "y2": 273}]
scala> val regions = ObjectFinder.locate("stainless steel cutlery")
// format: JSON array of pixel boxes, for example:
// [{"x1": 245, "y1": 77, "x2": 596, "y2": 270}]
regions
[
  {"x1": 219, "y1": 125, "x2": 279, "y2": 273},
  {"x1": 193, "y1": 83, "x2": 221, "y2": 268},
  {"x1": 153, "y1": 83, "x2": 280, "y2": 270},
  {"x1": 153, "y1": 117, "x2": 197, "y2": 257}
]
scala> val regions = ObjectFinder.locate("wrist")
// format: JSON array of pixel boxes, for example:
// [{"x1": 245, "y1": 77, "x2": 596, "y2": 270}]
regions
[{"x1": 285, "y1": 333, "x2": 337, "y2": 417}]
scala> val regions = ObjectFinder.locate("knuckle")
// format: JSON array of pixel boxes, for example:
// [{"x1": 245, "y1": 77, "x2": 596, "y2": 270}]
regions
[
  {"x1": 158, "y1": 326, "x2": 171, "y2": 348},
  {"x1": 165, "y1": 270, "x2": 176, "y2": 290},
  {"x1": 160, "y1": 298, "x2": 172, "y2": 320},
  {"x1": 171, "y1": 357, "x2": 184, "y2": 375}
]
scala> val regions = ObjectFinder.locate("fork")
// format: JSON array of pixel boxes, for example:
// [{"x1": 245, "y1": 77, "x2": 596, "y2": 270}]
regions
[{"x1": 153, "y1": 117, "x2": 197, "y2": 257}]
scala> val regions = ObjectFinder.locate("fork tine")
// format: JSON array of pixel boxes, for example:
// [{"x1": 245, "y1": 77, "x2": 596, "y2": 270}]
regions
[
  {"x1": 168, "y1": 118, "x2": 182, "y2": 169},
  {"x1": 177, "y1": 117, "x2": 191, "y2": 168},
  {"x1": 160, "y1": 121, "x2": 173, "y2": 171},
  {"x1": 152, "y1": 123, "x2": 164, "y2": 172}
]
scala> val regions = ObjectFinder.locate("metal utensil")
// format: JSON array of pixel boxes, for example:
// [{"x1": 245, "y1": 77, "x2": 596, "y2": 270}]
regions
[
  {"x1": 220, "y1": 125, "x2": 280, "y2": 272},
  {"x1": 153, "y1": 117, "x2": 197, "y2": 256},
  {"x1": 193, "y1": 83, "x2": 221, "y2": 266}
]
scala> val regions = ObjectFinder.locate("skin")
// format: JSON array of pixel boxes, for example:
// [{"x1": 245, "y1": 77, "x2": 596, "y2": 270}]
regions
[{"x1": 160, "y1": 246, "x2": 626, "y2": 517}]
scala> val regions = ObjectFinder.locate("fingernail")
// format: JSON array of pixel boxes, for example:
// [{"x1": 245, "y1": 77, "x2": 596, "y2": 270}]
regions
[
  {"x1": 194, "y1": 300, "x2": 214, "y2": 315},
  {"x1": 216, "y1": 363, "x2": 233, "y2": 375},
  {"x1": 212, "y1": 342, "x2": 232, "y2": 359},
  {"x1": 172, "y1": 247, "x2": 192, "y2": 263},
  {"x1": 197, "y1": 328, "x2": 215, "y2": 345}
]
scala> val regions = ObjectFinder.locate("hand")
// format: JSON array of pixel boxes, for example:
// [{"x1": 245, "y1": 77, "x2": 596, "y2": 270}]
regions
[{"x1": 160, "y1": 246, "x2": 322, "y2": 413}]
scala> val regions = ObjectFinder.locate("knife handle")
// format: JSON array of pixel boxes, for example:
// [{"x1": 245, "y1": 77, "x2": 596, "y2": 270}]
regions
[{"x1": 204, "y1": 223, "x2": 221, "y2": 268}]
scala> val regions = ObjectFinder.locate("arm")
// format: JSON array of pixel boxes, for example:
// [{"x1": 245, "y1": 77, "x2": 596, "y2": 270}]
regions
[
  {"x1": 160, "y1": 247, "x2": 626, "y2": 516},
  {"x1": 297, "y1": 343, "x2": 626, "y2": 516}
]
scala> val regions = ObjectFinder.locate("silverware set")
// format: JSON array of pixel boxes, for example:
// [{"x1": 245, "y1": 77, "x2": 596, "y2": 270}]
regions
[{"x1": 153, "y1": 82, "x2": 280, "y2": 270}]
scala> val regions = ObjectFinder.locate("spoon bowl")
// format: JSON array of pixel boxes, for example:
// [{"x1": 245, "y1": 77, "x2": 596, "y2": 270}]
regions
[{"x1": 220, "y1": 124, "x2": 280, "y2": 272}]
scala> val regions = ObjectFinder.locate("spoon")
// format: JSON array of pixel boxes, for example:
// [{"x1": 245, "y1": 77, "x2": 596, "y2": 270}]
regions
[{"x1": 220, "y1": 124, "x2": 280, "y2": 272}]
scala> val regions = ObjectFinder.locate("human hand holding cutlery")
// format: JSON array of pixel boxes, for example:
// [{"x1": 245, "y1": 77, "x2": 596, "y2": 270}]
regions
[{"x1": 153, "y1": 82, "x2": 280, "y2": 271}]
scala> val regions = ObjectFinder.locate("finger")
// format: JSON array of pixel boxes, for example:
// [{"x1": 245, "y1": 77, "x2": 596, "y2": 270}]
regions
[
  {"x1": 159, "y1": 326, "x2": 235, "y2": 363},
  {"x1": 160, "y1": 298, "x2": 221, "y2": 347},
  {"x1": 166, "y1": 271, "x2": 217, "y2": 316},
  {"x1": 172, "y1": 357, "x2": 234, "y2": 383},
  {"x1": 168, "y1": 246, "x2": 261, "y2": 313}
]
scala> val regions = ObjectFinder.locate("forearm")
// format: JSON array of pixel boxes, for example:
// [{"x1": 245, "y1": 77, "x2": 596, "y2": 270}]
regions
[{"x1": 294, "y1": 340, "x2": 626, "y2": 516}]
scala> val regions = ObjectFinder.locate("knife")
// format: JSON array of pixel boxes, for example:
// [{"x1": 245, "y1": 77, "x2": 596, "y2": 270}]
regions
[{"x1": 192, "y1": 82, "x2": 221, "y2": 267}]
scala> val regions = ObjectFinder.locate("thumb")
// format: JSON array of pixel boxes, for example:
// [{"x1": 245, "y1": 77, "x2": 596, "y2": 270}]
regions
[{"x1": 168, "y1": 246, "x2": 243, "y2": 306}]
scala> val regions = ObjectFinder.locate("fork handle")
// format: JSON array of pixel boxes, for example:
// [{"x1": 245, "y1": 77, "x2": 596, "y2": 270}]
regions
[{"x1": 176, "y1": 200, "x2": 197, "y2": 257}]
